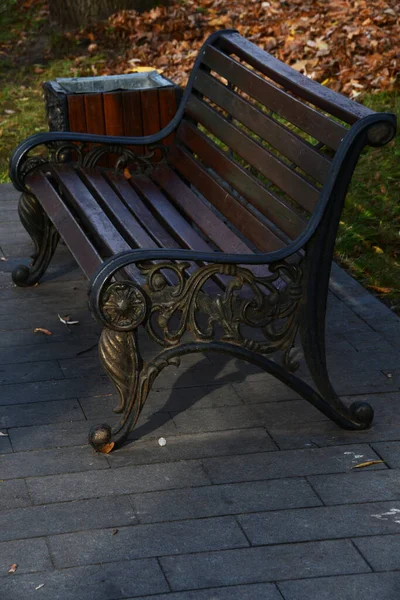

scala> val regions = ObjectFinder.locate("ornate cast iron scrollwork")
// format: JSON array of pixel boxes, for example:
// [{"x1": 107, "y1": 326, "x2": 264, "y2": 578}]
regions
[{"x1": 88, "y1": 258, "x2": 303, "y2": 451}]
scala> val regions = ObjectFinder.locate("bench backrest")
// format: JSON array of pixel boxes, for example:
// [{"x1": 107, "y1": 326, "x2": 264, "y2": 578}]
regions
[{"x1": 167, "y1": 31, "x2": 378, "y2": 253}]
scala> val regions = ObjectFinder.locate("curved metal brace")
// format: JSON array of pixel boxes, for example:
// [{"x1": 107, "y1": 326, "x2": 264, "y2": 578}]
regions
[
  {"x1": 88, "y1": 340, "x2": 373, "y2": 452},
  {"x1": 11, "y1": 193, "x2": 60, "y2": 287}
]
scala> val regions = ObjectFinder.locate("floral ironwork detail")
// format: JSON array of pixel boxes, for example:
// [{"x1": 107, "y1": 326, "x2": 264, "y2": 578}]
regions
[{"x1": 101, "y1": 281, "x2": 147, "y2": 331}]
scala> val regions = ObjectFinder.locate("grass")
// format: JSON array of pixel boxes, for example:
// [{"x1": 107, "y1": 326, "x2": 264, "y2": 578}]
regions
[{"x1": 0, "y1": 3, "x2": 398, "y2": 311}]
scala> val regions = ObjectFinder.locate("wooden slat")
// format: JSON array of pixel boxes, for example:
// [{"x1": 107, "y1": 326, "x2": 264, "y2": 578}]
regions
[
  {"x1": 159, "y1": 87, "x2": 179, "y2": 147},
  {"x1": 168, "y1": 144, "x2": 285, "y2": 253},
  {"x1": 152, "y1": 165, "x2": 271, "y2": 277},
  {"x1": 83, "y1": 94, "x2": 106, "y2": 134},
  {"x1": 48, "y1": 164, "x2": 137, "y2": 280},
  {"x1": 202, "y1": 45, "x2": 346, "y2": 150},
  {"x1": 186, "y1": 95, "x2": 319, "y2": 212},
  {"x1": 141, "y1": 88, "x2": 162, "y2": 161},
  {"x1": 176, "y1": 119, "x2": 306, "y2": 241},
  {"x1": 67, "y1": 95, "x2": 87, "y2": 133},
  {"x1": 78, "y1": 169, "x2": 158, "y2": 249},
  {"x1": 219, "y1": 32, "x2": 374, "y2": 124},
  {"x1": 122, "y1": 90, "x2": 144, "y2": 155},
  {"x1": 27, "y1": 171, "x2": 102, "y2": 279},
  {"x1": 193, "y1": 69, "x2": 330, "y2": 184},
  {"x1": 103, "y1": 92, "x2": 124, "y2": 136}
]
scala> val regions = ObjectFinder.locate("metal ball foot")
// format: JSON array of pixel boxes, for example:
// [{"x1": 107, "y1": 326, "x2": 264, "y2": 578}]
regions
[
  {"x1": 350, "y1": 400, "x2": 374, "y2": 429},
  {"x1": 88, "y1": 423, "x2": 114, "y2": 453},
  {"x1": 12, "y1": 264, "x2": 31, "y2": 287}
]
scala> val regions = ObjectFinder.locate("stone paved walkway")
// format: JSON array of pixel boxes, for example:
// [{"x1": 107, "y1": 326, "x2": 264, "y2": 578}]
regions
[{"x1": 1, "y1": 181, "x2": 400, "y2": 599}]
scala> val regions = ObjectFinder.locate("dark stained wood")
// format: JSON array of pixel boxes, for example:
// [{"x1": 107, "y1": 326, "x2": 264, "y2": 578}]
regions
[
  {"x1": 83, "y1": 94, "x2": 106, "y2": 135},
  {"x1": 141, "y1": 88, "x2": 162, "y2": 161},
  {"x1": 67, "y1": 95, "x2": 87, "y2": 133},
  {"x1": 122, "y1": 90, "x2": 144, "y2": 155},
  {"x1": 193, "y1": 69, "x2": 330, "y2": 184},
  {"x1": 176, "y1": 119, "x2": 306, "y2": 241},
  {"x1": 219, "y1": 32, "x2": 374, "y2": 124},
  {"x1": 185, "y1": 94, "x2": 320, "y2": 212},
  {"x1": 159, "y1": 87, "x2": 179, "y2": 147},
  {"x1": 152, "y1": 165, "x2": 271, "y2": 277},
  {"x1": 103, "y1": 92, "x2": 124, "y2": 136},
  {"x1": 201, "y1": 45, "x2": 346, "y2": 150},
  {"x1": 168, "y1": 144, "x2": 285, "y2": 253},
  {"x1": 26, "y1": 171, "x2": 103, "y2": 279}
]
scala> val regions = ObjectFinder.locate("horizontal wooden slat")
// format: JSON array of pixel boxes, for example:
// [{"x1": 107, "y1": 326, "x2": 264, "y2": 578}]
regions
[
  {"x1": 152, "y1": 165, "x2": 271, "y2": 277},
  {"x1": 186, "y1": 95, "x2": 320, "y2": 212},
  {"x1": 193, "y1": 69, "x2": 330, "y2": 184},
  {"x1": 48, "y1": 164, "x2": 137, "y2": 280},
  {"x1": 168, "y1": 144, "x2": 285, "y2": 253},
  {"x1": 26, "y1": 171, "x2": 102, "y2": 279},
  {"x1": 202, "y1": 45, "x2": 346, "y2": 150},
  {"x1": 219, "y1": 32, "x2": 374, "y2": 124},
  {"x1": 176, "y1": 119, "x2": 305, "y2": 240}
]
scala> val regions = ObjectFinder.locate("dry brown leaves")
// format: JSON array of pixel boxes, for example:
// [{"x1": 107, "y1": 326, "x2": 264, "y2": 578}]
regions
[{"x1": 95, "y1": 0, "x2": 399, "y2": 97}]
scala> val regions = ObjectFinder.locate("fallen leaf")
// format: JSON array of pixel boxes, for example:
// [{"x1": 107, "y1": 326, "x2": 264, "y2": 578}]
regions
[
  {"x1": 0, "y1": 432, "x2": 8, "y2": 437},
  {"x1": 58, "y1": 315, "x2": 79, "y2": 325},
  {"x1": 367, "y1": 285, "x2": 392, "y2": 294},
  {"x1": 112, "y1": 529, "x2": 118, "y2": 535},
  {"x1": 352, "y1": 460, "x2": 385, "y2": 469},
  {"x1": 0, "y1": 256, "x2": 7, "y2": 261},
  {"x1": 98, "y1": 442, "x2": 115, "y2": 454},
  {"x1": 4, "y1": 109, "x2": 15, "y2": 115},
  {"x1": 34, "y1": 328, "x2": 52, "y2": 336},
  {"x1": 8, "y1": 564, "x2": 17, "y2": 574},
  {"x1": 124, "y1": 168, "x2": 132, "y2": 179},
  {"x1": 35, "y1": 584, "x2": 45, "y2": 590}
]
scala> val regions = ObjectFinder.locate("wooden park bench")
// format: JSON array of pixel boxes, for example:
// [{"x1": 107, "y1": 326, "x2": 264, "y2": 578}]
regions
[{"x1": 9, "y1": 30, "x2": 396, "y2": 452}]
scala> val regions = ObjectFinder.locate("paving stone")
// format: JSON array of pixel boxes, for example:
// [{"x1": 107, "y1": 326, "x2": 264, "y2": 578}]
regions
[
  {"x1": 203, "y1": 444, "x2": 386, "y2": 484},
  {"x1": 108, "y1": 429, "x2": 276, "y2": 469},
  {"x1": 308, "y1": 470, "x2": 400, "y2": 505},
  {"x1": 353, "y1": 534, "x2": 400, "y2": 571},
  {"x1": 278, "y1": 572, "x2": 400, "y2": 600},
  {"x1": 372, "y1": 441, "x2": 400, "y2": 468},
  {"x1": 26, "y1": 460, "x2": 210, "y2": 504},
  {"x1": 0, "y1": 329, "x2": 49, "y2": 348},
  {"x1": 0, "y1": 399, "x2": 85, "y2": 429},
  {"x1": 131, "y1": 583, "x2": 282, "y2": 600},
  {"x1": 1, "y1": 559, "x2": 169, "y2": 600},
  {"x1": 0, "y1": 445, "x2": 108, "y2": 480},
  {"x1": 0, "y1": 495, "x2": 135, "y2": 541},
  {"x1": 0, "y1": 376, "x2": 112, "y2": 406},
  {"x1": 49, "y1": 516, "x2": 248, "y2": 568},
  {"x1": 238, "y1": 501, "x2": 400, "y2": 545},
  {"x1": 172, "y1": 405, "x2": 265, "y2": 434},
  {"x1": 0, "y1": 479, "x2": 31, "y2": 511},
  {"x1": 160, "y1": 540, "x2": 369, "y2": 590},
  {"x1": 233, "y1": 372, "x2": 302, "y2": 403},
  {"x1": 0, "y1": 538, "x2": 52, "y2": 577},
  {"x1": 0, "y1": 431, "x2": 12, "y2": 453},
  {"x1": 9, "y1": 421, "x2": 93, "y2": 452},
  {"x1": 0, "y1": 340, "x2": 99, "y2": 365},
  {"x1": 132, "y1": 478, "x2": 321, "y2": 523},
  {"x1": 0, "y1": 360, "x2": 64, "y2": 385}
]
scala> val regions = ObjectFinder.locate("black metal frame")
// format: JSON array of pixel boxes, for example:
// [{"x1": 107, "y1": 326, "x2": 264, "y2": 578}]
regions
[{"x1": 8, "y1": 30, "x2": 397, "y2": 451}]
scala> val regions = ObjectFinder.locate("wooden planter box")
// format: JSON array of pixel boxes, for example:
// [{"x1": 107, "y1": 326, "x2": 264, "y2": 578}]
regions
[{"x1": 42, "y1": 72, "x2": 182, "y2": 146}]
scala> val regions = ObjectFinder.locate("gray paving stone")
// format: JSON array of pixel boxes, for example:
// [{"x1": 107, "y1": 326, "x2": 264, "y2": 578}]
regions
[
  {"x1": 0, "y1": 479, "x2": 31, "y2": 511},
  {"x1": 233, "y1": 372, "x2": 302, "y2": 403},
  {"x1": 238, "y1": 501, "x2": 400, "y2": 545},
  {"x1": 132, "y1": 478, "x2": 321, "y2": 523},
  {"x1": 131, "y1": 583, "x2": 282, "y2": 600},
  {"x1": 0, "y1": 340, "x2": 99, "y2": 365},
  {"x1": 372, "y1": 441, "x2": 400, "y2": 468},
  {"x1": 160, "y1": 540, "x2": 370, "y2": 590},
  {"x1": 0, "y1": 328, "x2": 49, "y2": 347},
  {"x1": 354, "y1": 534, "x2": 400, "y2": 571},
  {"x1": 0, "y1": 431, "x2": 12, "y2": 453},
  {"x1": 204, "y1": 444, "x2": 386, "y2": 484},
  {"x1": 49, "y1": 516, "x2": 248, "y2": 568},
  {"x1": 278, "y1": 572, "x2": 400, "y2": 600},
  {"x1": 172, "y1": 405, "x2": 265, "y2": 434},
  {"x1": 108, "y1": 429, "x2": 275, "y2": 469},
  {"x1": 308, "y1": 470, "x2": 400, "y2": 505},
  {"x1": 0, "y1": 446, "x2": 108, "y2": 480},
  {"x1": 0, "y1": 399, "x2": 84, "y2": 429},
  {"x1": 9, "y1": 421, "x2": 93, "y2": 452},
  {"x1": 141, "y1": 384, "x2": 244, "y2": 413},
  {"x1": 0, "y1": 376, "x2": 112, "y2": 406},
  {"x1": 26, "y1": 460, "x2": 210, "y2": 504},
  {"x1": 0, "y1": 495, "x2": 135, "y2": 541},
  {"x1": 0, "y1": 538, "x2": 52, "y2": 577},
  {"x1": 0, "y1": 360, "x2": 64, "y2": 385},
  {"x1": 1, "y1": 558, "x2": 169, "y2": 600}
]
